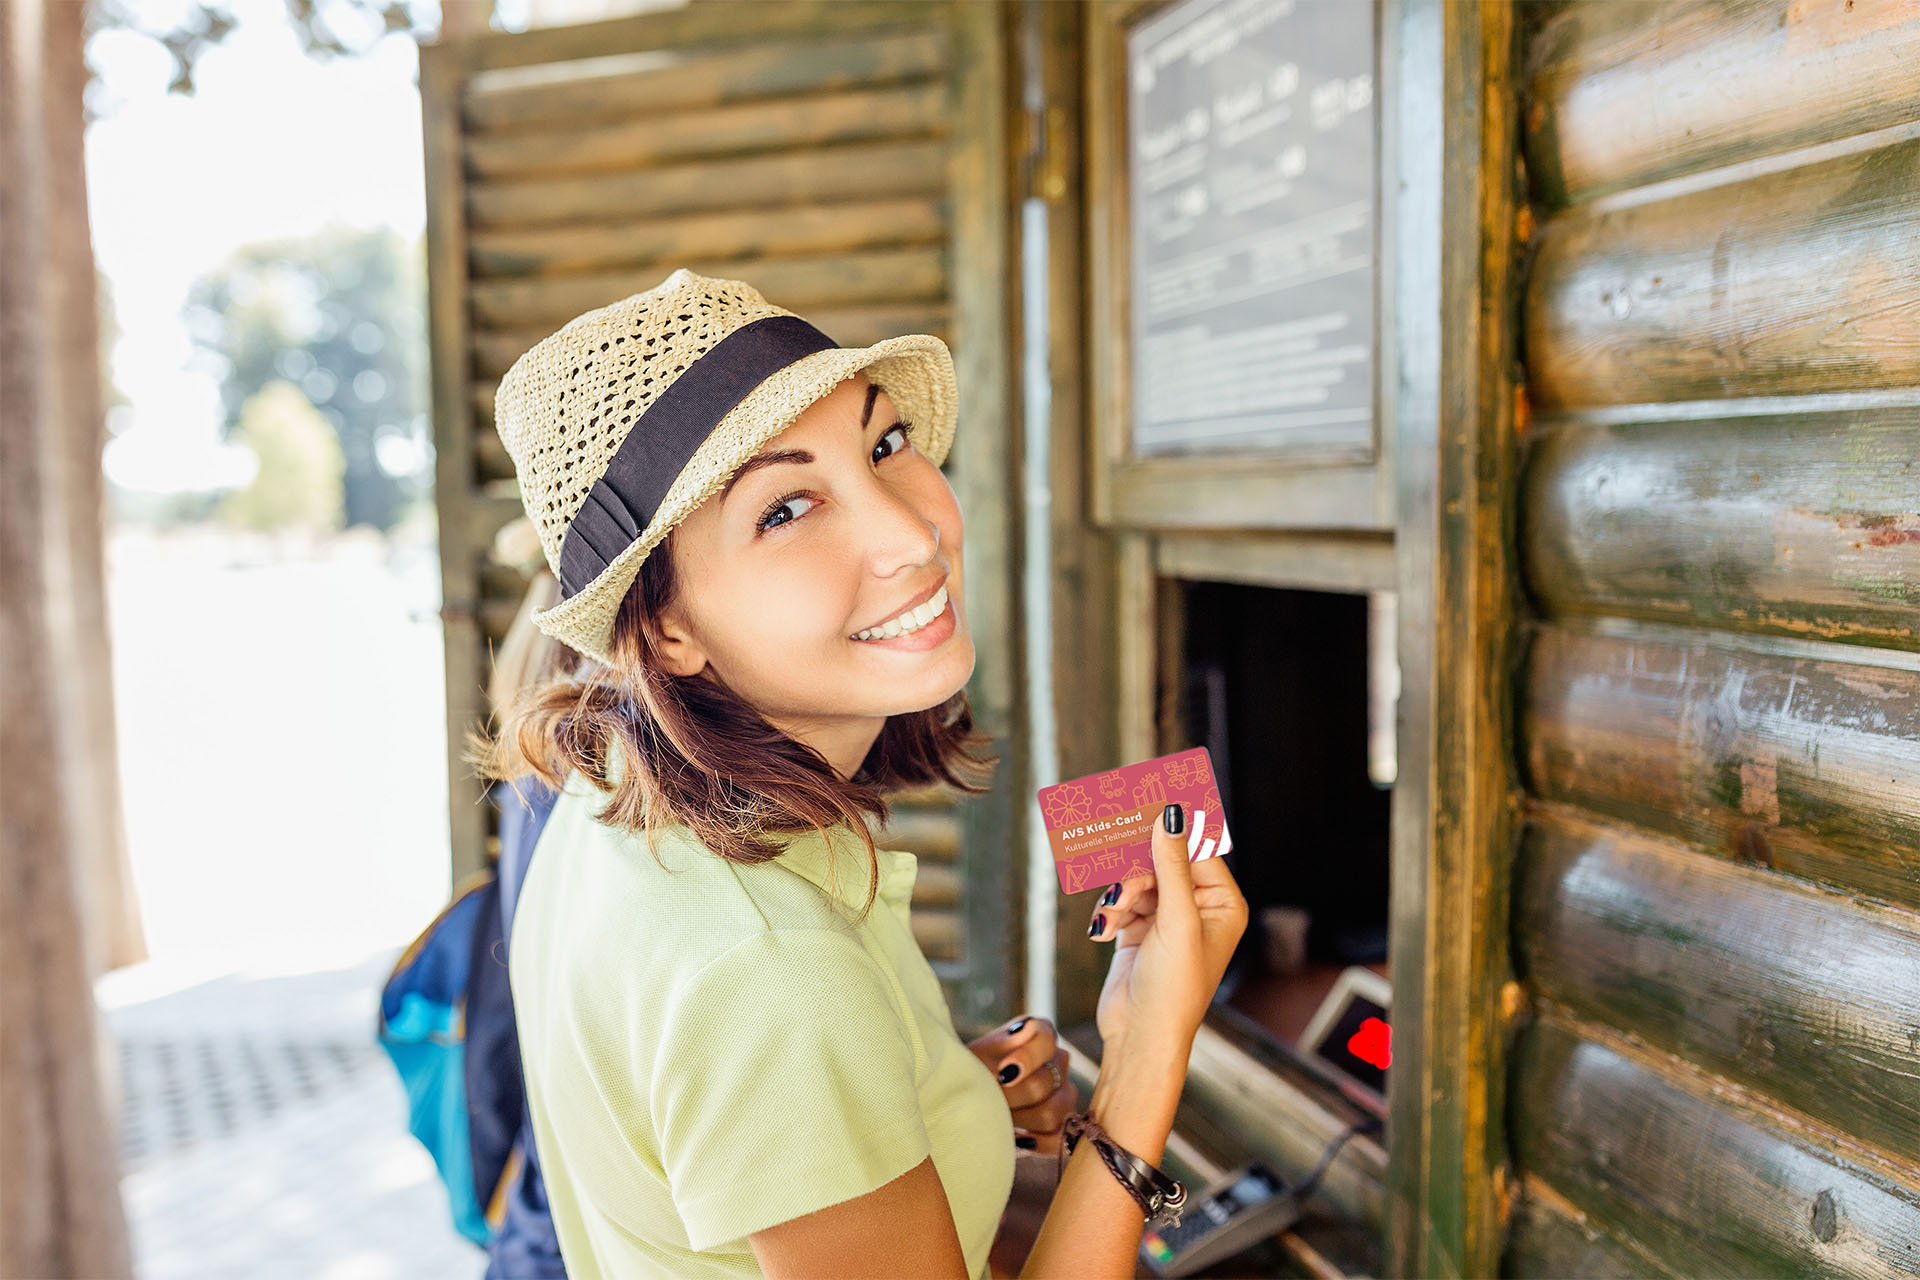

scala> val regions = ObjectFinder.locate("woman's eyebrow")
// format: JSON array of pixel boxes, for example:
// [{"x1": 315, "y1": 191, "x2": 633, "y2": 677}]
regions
[
  {"x1": 719, "y1": 386, "x2": 888, "y2": 509},
  {"x1": 720, "y1": 447, "x2": 813, "y2": 507}
]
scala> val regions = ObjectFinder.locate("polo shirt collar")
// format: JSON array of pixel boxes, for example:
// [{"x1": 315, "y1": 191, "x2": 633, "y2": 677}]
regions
[{"x1": 777, "y1": 822, "x2": 918, "y2": 925}]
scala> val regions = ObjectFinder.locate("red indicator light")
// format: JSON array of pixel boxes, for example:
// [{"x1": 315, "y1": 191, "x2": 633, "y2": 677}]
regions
[{"x1": 1348, "y1": 1016, "x2": 1392, "y2": 1070}]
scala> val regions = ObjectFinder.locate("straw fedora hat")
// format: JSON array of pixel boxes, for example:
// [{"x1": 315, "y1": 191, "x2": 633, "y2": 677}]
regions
[{"x1": 492, "y1": 268, "x2": 958, "y2": 666}]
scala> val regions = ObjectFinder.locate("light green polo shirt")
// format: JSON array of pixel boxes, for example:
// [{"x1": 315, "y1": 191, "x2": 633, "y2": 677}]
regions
[{"x1": 509, "y1": 764, "x2": 1015, "y2": 1279}]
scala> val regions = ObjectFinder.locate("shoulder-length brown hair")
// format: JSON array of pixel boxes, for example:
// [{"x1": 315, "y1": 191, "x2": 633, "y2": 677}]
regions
[{"x1": 466, "y1": 527, "x2": 998, "y2": 923}]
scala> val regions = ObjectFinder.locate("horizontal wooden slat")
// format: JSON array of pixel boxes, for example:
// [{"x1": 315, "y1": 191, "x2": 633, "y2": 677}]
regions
[
  {"x1": 462, "y1": 22, "x2": 947, "y2": 125},
  {"x1": 468, "y1": 484, "x2": 526, "y2": 549},
  {"x1": 476, "y1": 558, "x2": 529, "y2": 604},
  {"x1": 467, "y1": 81, "x2": 947, "y2": 181},
  {"x1": 885, "y1": 781, "x2": 971, "y2": 809},
  {"x1": 806, "y1": 303, "x2": 952, "y2": 352},
  {"x1": 1514, "y1": 807, "x2": 1920, "y2": 1162},
  {"x1": 1106, "y1": 458, "x2": 1388, "y2": 532},
  {"x1": 1522, "y1": 624, "x2": 1920, "y2": 910},
  {"x1": 1153, "y1": 531, "x2": 1396, "y2": 593},
  {"x1": 911, "y1": 910, "x2": 960, "y2": 962},
  {"x1": 472, "y1": 331, "x2": 539, "y2": 383},
  {"x1": 467, "y1": 138, "x2": 950, "y2": 230},
  {"x1": 471, "y1": 302, "x2": 953, "y2": 381},
  {"x1": 908, "y1": 861, "x2": 960, "y2": 910},
  {"x1": 475, "y1": 423, "x2": 514, "y2": 483},
  {"x1": 469, "y1": 246, "x2": 947, "y2": 330},
  {"x1": 1524, "y1": 0, "x2": 1920, "y2": 206},
  {"x1": 469, "y1": 196, "x2": 948, "y2": 279},
  {"x1": 873, "y1": 805, "x2": 960, "y2": 862},
  {"x1": 1525, "y1": 138, "x2": 1920, "y2": 410},
  {"x1": 1511, "y1": 1020, "x2": 1920, "y2": 1279},
  {"x1": 1505, "y1": 1176, "x2": 1670, "y2": 1279},
  {"x1": 479, "y1": 596, "x2": 519, "y2": 644},
  {"x1": 1522, "y1": 411, "x2": 1920, "y2": 650}
]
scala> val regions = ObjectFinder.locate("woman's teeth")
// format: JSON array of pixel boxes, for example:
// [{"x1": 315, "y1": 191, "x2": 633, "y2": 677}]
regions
[{"x1": 853, "y1": 584, "x2": 948, "y2": 641}]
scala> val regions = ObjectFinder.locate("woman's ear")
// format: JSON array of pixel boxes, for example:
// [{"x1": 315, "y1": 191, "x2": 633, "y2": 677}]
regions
[{"x1": 646, "y1": 599, "x2": 709, "y2": 679}]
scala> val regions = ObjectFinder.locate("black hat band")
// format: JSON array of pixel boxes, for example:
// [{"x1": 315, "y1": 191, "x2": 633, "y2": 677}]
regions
[{"x1": 556, "y1": 314, "x2": 839, "y2": 599}]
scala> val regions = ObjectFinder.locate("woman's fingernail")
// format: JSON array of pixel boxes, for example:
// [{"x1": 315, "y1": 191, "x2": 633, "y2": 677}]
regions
[
  {"x1": 1101, "y1": 883, "x2": 1121, "y2": 907},
  {"x1": 1007, "y1": 1017, "x2": 1029, "y2": 1035},
  {"x1": 1089, "y1": 913, "x2": 1106, "y2": 939},
  {"x1": 998, "y1": 1062, "x2": 1021, "y2": 1084},
  {"x1": 1163, "y1": 803, "x2": 1183, "y2": 834},
  {"x1": 1014, "y1": 1134, "x2": 1037, "y2": 1150}
]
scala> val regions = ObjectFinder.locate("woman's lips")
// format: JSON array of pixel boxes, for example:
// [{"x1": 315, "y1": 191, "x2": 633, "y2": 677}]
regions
[
  {"x1": 853, "y1": 577, "x2": 949, "y2": 637},
  {"x1": 851, "y1": 593, "x2": 957, "y2": 652}
]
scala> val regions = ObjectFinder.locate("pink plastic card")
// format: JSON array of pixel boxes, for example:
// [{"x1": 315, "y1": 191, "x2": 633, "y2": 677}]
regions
[{"x1": 1037, "y1": 746, "x2": 1232, "y2": 895}]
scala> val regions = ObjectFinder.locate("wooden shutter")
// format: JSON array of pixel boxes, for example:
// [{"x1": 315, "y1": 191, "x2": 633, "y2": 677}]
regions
[{"x1": 421, "y1": 0, "x2": 1022, "y2": 1026}]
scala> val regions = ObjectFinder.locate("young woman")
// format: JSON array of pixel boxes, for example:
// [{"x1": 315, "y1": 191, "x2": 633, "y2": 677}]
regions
[{"x1": 473, "y1": 269, "x2": 1247, "y2": 1279}]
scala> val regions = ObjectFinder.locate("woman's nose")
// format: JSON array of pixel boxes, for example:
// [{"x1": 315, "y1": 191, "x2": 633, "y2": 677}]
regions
[{"x1": 859, "y1": 479, "x2": 940, "y2": 573}]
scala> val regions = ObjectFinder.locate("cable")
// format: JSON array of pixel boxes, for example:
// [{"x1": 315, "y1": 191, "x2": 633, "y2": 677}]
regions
[{"x1": 1289, "y1": 1113, "x2": 1383, "y2": 1205}]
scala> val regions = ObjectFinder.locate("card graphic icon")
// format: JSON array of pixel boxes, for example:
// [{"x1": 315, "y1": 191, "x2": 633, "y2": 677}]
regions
[{"x1": 1037, "y1": 746, "x2": 1231, "y2": 894}]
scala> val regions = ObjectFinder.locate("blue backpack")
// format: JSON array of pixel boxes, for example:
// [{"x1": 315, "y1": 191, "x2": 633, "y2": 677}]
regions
[
  {"x1": 377, "y1": 869, "x2": 512, "y2": 1244},
  {"x1": 378, "y1": 778, "x2": 564, "y2": 1272}
]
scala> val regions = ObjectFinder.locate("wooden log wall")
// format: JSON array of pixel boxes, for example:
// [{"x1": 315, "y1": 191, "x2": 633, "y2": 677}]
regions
[
  {"x1": 1507, "y1": 2, "x2": 1920, "y2": 1274},
  {"x1": 422, "y1": 1, "x2": 1000, "y2": 1001}
]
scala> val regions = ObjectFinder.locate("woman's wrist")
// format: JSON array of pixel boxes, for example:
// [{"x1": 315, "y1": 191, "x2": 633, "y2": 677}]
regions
[
  {"x1": 1085, "y1": 1031, "x2": 1193, "y2": 1167},
  {"x1": 1023, "y1": 1036, "x2": 1196, "y2": 1279}
]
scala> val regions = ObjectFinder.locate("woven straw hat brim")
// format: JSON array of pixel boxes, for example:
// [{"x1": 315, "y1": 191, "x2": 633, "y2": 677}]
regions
[{"x1": 529, "y1": 333, "x2": 957, "y2": 666}]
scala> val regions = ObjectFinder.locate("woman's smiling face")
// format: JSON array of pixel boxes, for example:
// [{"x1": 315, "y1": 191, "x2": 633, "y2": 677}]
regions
[{"x1": 647, "y1": 373, "x2": 972, "y2": 778}]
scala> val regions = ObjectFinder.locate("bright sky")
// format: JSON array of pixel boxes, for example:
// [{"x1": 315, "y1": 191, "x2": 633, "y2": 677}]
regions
[{"x1": 87, "y1": 0, "x2": 448, "y2": 492}]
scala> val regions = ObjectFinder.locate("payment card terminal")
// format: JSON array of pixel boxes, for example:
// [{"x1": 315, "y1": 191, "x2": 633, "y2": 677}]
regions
[{"x1": 1138, "y1": 1161, "x2": 1301, "y2": 1277}]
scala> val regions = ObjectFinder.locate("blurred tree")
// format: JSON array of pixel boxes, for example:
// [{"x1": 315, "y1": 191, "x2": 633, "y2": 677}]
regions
[
  {"x1": 81, "y1": 0, "x2": 486, "y2": 107},
  {"x1": 220, "y1": 380, "x2": 348, "y2": 533},
  {"x1": 186, "y1": 223, "x2": 427, "y2": 530}
]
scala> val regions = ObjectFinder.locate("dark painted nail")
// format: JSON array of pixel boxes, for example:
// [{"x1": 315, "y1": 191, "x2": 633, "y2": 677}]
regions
[
  {"x1": 1089, "y1": 913, "x2": 1106, "y2": 939},
  {"x1": 1101, "y1": 883, "x2": 1121, "y2": 907},
  {"x1": 1007, "y1": 1017, "x2": 1029, "y2": 1035},
  {"x1": 998, "y1": 1062, "x2": 1021, "y2": 1084},
  {"x1": 1163, "y1": 803, "x2": 1183, "y2": 834},
  {"x1": 1014, "y1": 1134, "x2": 1037, "y2": 1150}
]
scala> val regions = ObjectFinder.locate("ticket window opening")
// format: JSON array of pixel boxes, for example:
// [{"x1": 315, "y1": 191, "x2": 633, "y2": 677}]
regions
[{"x1": 1176, "y1": 582, "x2": 1395, "y2": 1054}]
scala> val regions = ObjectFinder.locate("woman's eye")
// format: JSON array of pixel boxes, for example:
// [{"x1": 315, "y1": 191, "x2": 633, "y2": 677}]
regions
[
  {"x1": 873, "y1": 421, "x2": 914, "y2": 464},
  {"x1": 755, "y1": 493, "x2": 815, "y2": 533},
  {"x1": 756, "y1": 422, "x2": 915, "y2": 535}
]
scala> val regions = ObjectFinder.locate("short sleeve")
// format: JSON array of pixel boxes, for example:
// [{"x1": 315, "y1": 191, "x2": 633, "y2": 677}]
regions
[{"x1": 650, "y1": 928, "x2": 931, "y2": 1250}]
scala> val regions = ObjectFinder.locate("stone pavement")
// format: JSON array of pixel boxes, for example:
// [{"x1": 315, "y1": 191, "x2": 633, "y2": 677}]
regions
[
  {"x1": 102, "y1": 949, "x2": 483, "y2": 1280},
  {"x1": 100, "y1": 527, "x2": 479, "y2": 1278}
]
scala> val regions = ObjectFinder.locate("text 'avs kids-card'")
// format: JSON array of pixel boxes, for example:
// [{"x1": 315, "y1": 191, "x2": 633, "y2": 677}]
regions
[{"x1": 1037, "y1": 746, "x2": 1231, "y2": 894}]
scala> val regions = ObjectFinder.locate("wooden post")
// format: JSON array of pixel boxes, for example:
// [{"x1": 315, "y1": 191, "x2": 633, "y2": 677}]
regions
[
  {"x1": 1023, "y1": 0, "x2": 1119, "y2": 1033},
  {"x1": 1387, "y1": 0, "x2": 1521, "y2": 1274},
  {"x1": 0, "y1": 0, "x2": 136, "y2": 1273}
]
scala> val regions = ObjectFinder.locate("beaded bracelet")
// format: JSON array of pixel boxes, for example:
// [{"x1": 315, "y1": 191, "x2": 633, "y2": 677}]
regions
[{"x1": 1059, "y1": 1111, "x2": 1189, "y2": 1229}]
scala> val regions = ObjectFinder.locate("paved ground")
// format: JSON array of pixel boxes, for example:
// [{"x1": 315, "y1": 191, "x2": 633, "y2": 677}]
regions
[
  {"x1": 101, "y1": 525, "x2": 483, "y2": 1279},
  {"x1": 102, "y1": 951, "x2": 482, "y2": 1280}
]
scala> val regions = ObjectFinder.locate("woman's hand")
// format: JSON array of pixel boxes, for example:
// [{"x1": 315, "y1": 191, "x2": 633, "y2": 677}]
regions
[
  {"x1": 964, "y1": 1015, "x2": 1078, "y2": 1154},
  {"x1": 1090, "y1": 803, "x2": 1247, "y2": 1057}
]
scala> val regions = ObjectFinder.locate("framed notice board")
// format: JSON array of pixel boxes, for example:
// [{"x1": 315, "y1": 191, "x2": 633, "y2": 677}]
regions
[{"x1": 1086, "y1": 0, "x2": 1389, "y2": 530}]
